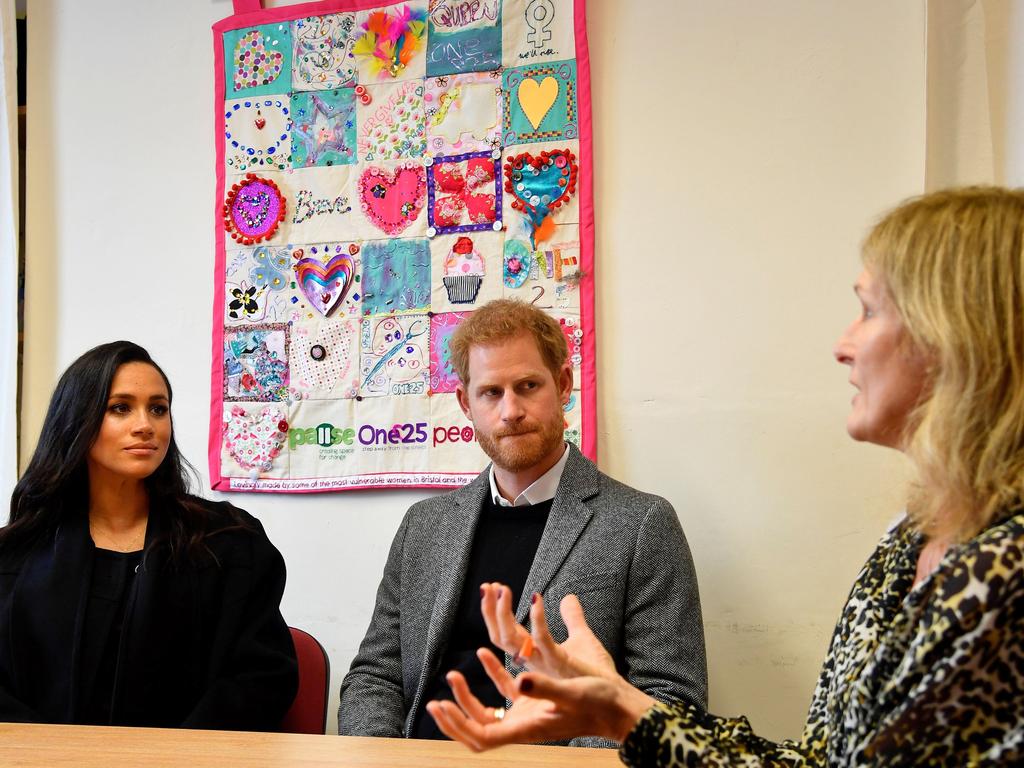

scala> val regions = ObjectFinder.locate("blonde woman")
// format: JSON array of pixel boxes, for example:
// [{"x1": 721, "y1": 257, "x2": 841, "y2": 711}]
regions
[{"x1": 427, "y1": 187, "x2": 1024, "y2": 766}]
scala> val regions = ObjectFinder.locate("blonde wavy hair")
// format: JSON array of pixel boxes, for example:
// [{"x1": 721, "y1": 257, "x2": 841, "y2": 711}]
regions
[{"x1": 863, "y1": 186, "x2": 1024, "y2": 542}]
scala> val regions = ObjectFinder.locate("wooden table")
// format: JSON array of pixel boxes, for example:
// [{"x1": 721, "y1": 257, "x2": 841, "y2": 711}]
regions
[{"x1": 0, "y1": 723, "x2": 623, "y2": 767}]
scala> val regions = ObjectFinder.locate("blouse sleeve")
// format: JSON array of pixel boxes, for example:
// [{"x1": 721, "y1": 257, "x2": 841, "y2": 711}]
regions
[{"x1": 619, "y1": 700, "x2": 816, "y2": 768}]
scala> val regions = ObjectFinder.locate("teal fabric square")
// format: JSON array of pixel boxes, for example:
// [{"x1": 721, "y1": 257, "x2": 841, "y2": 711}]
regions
[
  {"x1": 291, "y1": 89, "x2": 357, "y2": 168},
  {"x1": 502, "y1": 59, "x2": 578, "y2": 145},
  {"x1": 360, "y1": 239, "x2": 431, "y2": 314},
  {"x1": 425, "y1": 3, "x2": 502, "y2": 77},
  {"x1": 224, "y1": 23, "x2": 293, "y2": 97}
]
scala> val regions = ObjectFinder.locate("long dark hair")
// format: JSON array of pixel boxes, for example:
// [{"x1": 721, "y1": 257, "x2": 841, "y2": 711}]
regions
[{"x1": 3, "y1": 341, "x2": 243, "y2": 562}]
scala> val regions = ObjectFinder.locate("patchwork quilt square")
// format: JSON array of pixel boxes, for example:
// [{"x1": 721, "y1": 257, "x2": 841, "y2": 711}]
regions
[
  {"x1": 353, "y1": 3, "x2": 429, "y2": 84},
  {"x1": 224, "y1": 23, "x2": 293, "y2": 97},
  {"x1": 357, "y1": 79, "x2": 426, "y2": 162},
  {"x1": 425, "y1": 0, "x2": 502, "y2": 76},
  {"x1": 502, "y1": 59, "x2": 578, "y2": 145},
  {"x1": 360, "y1": 238, "x2": 431, "y2": 314},
  {"x1": 224, "y1": 96, "x2": 292, "y2": 173},
  {"x1": 223, "y1": 324, "x2": 290, "y2": 401},
  {"x1": 225, "y1": 245, "x2": 295, "y2": 325},
  {"x1": 292, "y1": 13, "x2": 358, "y2": 91},
  {"x1": 502, "y1": 0, "x2": 576, "y2": 67},
  {"x1": 429, "y1": 311, "x2": 470, "y2": 393},
  {"x1": 221, "y1": 401, "x2": 290, "y2": 478},
  {"x1": 289, "y1": 242, "x2": 362, "y2": 320},
  {"x1": 426, "y1": 151, "x2": 501, "y2": 235},
  {"x1": 291, "y1": 89, "x2": 357, "y2": 168},
  {"x1": 359, "y1": 313, "x2": 430, "y2": 397},
  {"x1": 430, "y1": 230, "x2": 503, "y2": 312},
  {"x1": 425, "y1": 71, "x2": 503, "y2": 155},
  {"x1": 289, "y1": 317, "x2": 361, "y2": 399}
]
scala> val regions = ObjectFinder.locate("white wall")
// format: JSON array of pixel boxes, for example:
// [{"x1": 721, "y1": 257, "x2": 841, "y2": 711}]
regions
[{"x1": 24, "y1": 0, "x2": 925, "y2": 740}]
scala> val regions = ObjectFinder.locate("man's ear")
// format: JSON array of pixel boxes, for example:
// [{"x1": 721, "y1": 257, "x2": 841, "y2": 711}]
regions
[
  {"x1": 559, "y1": 362, "x2": 573, "y2": 404},
  {"x1": 455, "y1": 383, "x2": 472, "y2": 419}
]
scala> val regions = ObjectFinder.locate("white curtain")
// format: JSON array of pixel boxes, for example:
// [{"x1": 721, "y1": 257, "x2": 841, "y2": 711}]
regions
[
  {"x1": 925, "y1": 0, "x2": 1024, "y2": 188},
  {"x1": 0, "y1": 0, "x2": 17, "y2": 513}
]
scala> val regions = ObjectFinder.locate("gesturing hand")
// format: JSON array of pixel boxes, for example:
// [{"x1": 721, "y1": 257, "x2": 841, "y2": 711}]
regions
[
  {"x1": 479, "y1": 583, "x2": 616, "y2": 681},
  {"x1": 426, "y1": 585, "x2": 657, "y2": 751},
  {"x1": 426, "y1": 647, "x2": 636, "y2": 750}
]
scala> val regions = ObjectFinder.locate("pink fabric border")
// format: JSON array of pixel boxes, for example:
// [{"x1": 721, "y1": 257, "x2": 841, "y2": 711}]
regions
[
  {"x1": 573, "y1": 0, "x2": 597, "y2": 464},
  {"x1": 209, "y1": 0, "x2": 597, "y2": 491}
]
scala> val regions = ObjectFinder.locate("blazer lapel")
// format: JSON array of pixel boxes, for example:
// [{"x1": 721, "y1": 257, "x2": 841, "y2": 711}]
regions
[
  {"x1": 515, "y1": 445, "x2": 600, "y2": 623},
  {"x1": 408, "y1": 469, "x2": 490, "y2": 728}
]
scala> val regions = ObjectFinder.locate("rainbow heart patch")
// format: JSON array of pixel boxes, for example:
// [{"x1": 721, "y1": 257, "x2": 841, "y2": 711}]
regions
[{"x1": 293, "y1": 248, "x2": 357, "y2": 317}]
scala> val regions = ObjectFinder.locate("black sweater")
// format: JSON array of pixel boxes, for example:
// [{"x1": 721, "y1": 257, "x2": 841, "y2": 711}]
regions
[{"x1": 413, "y1": 493, "x2": 552, "y2": 739}]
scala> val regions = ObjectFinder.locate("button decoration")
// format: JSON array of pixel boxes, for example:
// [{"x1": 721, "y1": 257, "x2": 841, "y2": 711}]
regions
[{"x1": 504, "y1": 148, "x2": 578, "y2": 247}]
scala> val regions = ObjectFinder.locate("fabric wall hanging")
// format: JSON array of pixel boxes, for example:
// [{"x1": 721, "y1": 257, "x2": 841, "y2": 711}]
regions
[{"x1": 211, "y1": 0, "x2": 595, "y2": 492}]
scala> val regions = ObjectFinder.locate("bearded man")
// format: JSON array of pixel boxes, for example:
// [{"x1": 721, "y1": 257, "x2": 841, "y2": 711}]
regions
[{"x1": 338, "y1": 300, "x2": 706, "y2": 747}]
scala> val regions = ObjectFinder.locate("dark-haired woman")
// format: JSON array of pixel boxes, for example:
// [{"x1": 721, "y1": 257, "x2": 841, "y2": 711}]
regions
[{"x1": 0, "y1": 341, "x2": 297, "y2": 729}]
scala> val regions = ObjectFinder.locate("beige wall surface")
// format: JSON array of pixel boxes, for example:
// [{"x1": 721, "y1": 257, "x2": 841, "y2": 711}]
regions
[{"x1": 23, "y1": 0, "x2": 924, "y2": 740}]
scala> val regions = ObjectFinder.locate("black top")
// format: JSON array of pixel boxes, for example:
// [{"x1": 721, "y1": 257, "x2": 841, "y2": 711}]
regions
[
  {"x1": 78, "y1": 547, "x2": 144, "y2": 725},
  {"x1": 413, "y1": 494, "x2": 553, "y2": 739}
]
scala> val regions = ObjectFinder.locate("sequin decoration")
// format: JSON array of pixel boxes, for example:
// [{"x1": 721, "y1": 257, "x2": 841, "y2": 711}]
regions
[
  {"x1": 292, "y1": 13, "x2": 357, "y2": 90},
  {"x1": 224, "y1": 97, "x2": 292, "y2": 172},
  {"x1": 225, "y1": 24, "x2": 292, "y2": 96},
  {"x1": 291, "y1": 89, "x2": 357, "y2": 167},
  {"x1": 223, "y1": 173, "x2": 288, "y2": 245}
]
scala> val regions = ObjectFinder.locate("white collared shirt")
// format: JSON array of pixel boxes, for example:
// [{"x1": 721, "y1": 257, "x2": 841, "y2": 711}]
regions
[{"x1": 488, "y1": 443, "x2": 570, "y2": 507}]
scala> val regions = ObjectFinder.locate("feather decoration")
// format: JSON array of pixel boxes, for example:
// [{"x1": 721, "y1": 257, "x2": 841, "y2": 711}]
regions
[
  {"x1": 354, "y1": 5, "x2": 427, "y2": 79},
  {"x1": 534, "y1": 214, "x2": 557, "y2": 246}
]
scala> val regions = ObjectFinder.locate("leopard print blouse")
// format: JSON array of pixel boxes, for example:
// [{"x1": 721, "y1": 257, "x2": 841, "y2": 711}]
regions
[{"x1": 620, "y1": 512, "x2": 1024, "y2": 767}]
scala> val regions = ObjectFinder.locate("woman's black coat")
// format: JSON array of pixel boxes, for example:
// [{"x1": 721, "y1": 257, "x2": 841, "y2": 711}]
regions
[{"x1": 0, "y1": 498, "x2": 298, "y2": 730}]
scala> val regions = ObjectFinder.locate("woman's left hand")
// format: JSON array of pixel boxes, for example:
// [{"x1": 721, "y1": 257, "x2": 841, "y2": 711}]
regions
[
  {"x1": 480, "y1": 584, "x2": 615, "y2": 681},
  {"x1": 426, "y1": 646, "x2": 652, "y2": 750}
]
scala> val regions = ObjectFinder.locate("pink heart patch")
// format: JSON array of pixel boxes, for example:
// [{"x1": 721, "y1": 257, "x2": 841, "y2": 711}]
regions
[
  {"x1": 224, "y1": 406, "x2": 288, "y2": 473},
  {"x1": 359, "y1": 164, "x2": 427, "y2": 236},
  {"x1": 233, "y1": 30, "x2": 284, "y2": 92}
]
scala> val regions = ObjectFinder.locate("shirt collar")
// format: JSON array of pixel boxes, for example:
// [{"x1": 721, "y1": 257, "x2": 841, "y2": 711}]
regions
[{"x1": 489, "y1": 443, "x2": 570, "y2": 507}]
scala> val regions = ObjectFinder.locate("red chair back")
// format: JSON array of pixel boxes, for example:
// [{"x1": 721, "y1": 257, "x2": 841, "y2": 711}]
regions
[{"x1": 281, "y1": 627, "x2": 330, "y2": 734}]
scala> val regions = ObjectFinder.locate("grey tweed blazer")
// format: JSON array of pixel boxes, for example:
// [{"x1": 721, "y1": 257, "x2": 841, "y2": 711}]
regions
[{"x1": 338, "y1": 444, "x2": 707, "y2": 745}]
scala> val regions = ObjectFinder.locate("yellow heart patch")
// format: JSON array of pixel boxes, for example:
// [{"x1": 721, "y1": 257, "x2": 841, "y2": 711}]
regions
[{"x1": 517, "y1": 77, "x2": 559, "y2": 131}]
